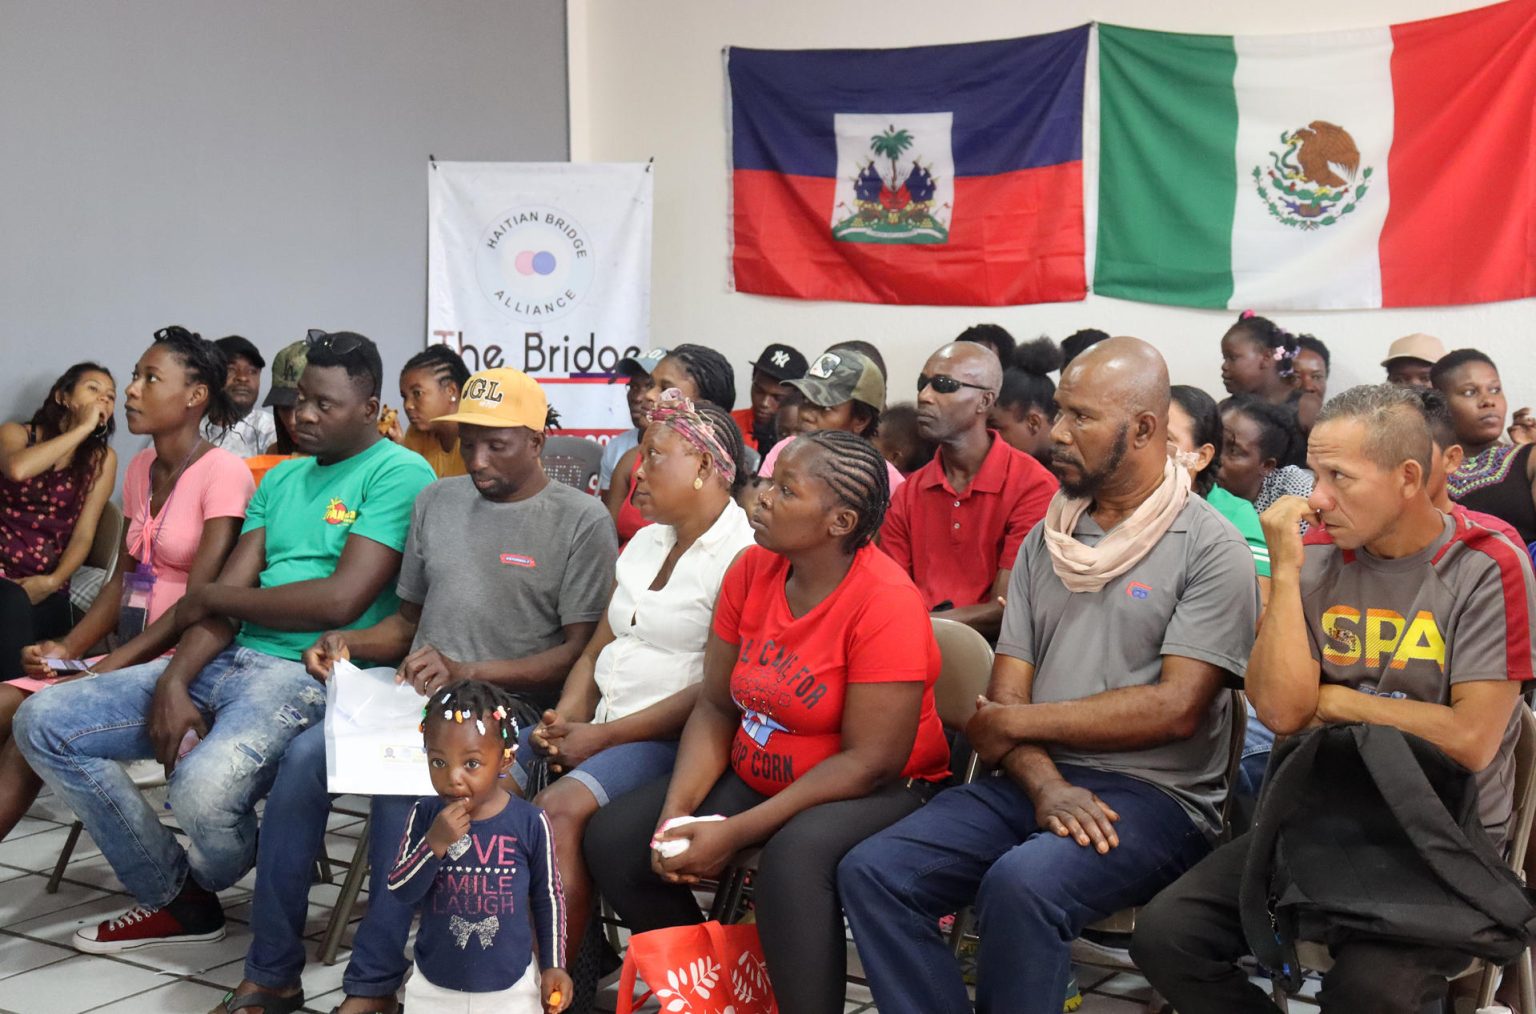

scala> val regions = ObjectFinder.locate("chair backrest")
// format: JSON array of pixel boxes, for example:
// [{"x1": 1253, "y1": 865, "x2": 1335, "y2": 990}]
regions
[
  {"x1": 930, "y1": 617, "x2": 994, "y2": 785},
  {"x1": 1217, "y1": 688, "x2": 1249, "y2": 836},
  {"x1": 86, "y1": 499, "x2": 123, "y2": 572},
  {"x1": 930, "y1": 617, "x2": 994, "y2": 731},
  {"x1": 542, "y1": 436, "x2": 604, "y2": 495}
]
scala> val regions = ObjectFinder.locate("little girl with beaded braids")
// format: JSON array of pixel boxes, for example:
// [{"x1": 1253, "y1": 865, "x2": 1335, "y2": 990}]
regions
[{"x1": 387, "y1": 680, "x2": 572, "y2": 1014}]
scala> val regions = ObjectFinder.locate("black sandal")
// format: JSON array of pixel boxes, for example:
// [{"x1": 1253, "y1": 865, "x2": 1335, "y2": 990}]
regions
[{"x1": 218, "y1": 989, "x2": 306, "y2": 1014}]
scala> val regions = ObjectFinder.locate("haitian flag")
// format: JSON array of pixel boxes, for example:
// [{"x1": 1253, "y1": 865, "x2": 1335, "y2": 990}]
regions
[{"x1": 727, "y1": 28, "x2": 1089, "y2": 306}]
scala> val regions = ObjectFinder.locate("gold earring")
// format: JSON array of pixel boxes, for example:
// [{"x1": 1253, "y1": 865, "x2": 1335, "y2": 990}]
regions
[{"x1": 693, "y1": 477, "x2": 704, "y2": 490}]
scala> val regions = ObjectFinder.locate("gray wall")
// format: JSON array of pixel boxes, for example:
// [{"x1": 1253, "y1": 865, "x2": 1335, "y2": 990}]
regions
[{"x1": 0, "y1": 0, "x2": 568, "y2": 456}]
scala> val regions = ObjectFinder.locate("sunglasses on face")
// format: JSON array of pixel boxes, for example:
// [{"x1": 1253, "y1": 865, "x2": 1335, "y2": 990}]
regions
[
  {"x1": 306, "y1": 329, "x2": 365, "y2": 355},
  {"x1": 917, "y1": 373, "x2": 991, "y2": 395}
]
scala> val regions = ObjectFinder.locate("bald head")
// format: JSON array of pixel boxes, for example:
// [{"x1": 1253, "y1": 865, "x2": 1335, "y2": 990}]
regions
[
  {"x1": 914, "y1": 341, "x2": 1004, "y2": 444},
  {"x1": 934, "y1": 341, "x2": 1004, "y2": 394},
  {"x1": 1048, "y1": 336, "x2": 1172, "y2": 500},
  {"x1": 1061, "y1": 336, "x2": 1171, "y2": 419}
]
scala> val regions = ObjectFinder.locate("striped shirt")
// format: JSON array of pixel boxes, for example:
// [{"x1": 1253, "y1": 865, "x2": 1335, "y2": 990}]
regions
[{"x1": 388, "y1": 796, "x2": 566, "y2": 989}]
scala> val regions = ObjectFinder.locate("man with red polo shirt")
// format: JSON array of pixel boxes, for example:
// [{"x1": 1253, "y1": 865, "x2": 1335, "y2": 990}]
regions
[{"x1": 882, "y1": 341, "x2": 1058, "y2": 638}]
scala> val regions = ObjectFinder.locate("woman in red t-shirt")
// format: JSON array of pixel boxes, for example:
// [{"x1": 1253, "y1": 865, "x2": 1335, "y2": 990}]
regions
[{"x1": 585, "y1": 430, "x2": 949, "y2": 1014}]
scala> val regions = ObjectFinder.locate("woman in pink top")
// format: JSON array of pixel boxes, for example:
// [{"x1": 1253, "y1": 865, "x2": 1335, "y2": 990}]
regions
[{"x1": 0, "y1": 328, "x2": 255, "y2": 841}]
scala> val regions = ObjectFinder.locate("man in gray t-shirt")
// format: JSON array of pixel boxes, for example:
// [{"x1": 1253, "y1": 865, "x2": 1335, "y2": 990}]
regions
[
  {"x1": 999, "y1": 495, "x2": 1259, "y2": 835},
  {"x1": 1135, "y1": 384, "x2": 1536, "y2": 1014},
  {"x1": 840, "y1": 339, "x2": 1259, "y2": 1014},
  {"x1": 395, "y1": 475, "x2": 616, "y2": 709},
  {"x1": 224, "y1": 368, "x2": 617, "y2": 1014}
]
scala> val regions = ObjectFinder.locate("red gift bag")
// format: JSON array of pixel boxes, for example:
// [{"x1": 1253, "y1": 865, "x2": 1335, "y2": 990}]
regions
[{"x1": 614, "y1": 920, "x2": 777, "y2": 1014}]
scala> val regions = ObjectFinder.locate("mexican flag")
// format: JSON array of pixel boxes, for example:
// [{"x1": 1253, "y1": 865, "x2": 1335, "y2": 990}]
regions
[{"x1": 1095, "y1": 0, "x2": 1536, "y2": 310}]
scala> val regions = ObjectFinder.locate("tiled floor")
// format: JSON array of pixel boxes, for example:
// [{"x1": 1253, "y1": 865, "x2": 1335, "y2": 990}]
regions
[{"x1": 1, "y1": 789, "x2": 1327, "y2": 1014}]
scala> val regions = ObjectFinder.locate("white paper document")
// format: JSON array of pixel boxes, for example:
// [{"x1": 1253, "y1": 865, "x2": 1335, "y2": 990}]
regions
[{"x1": 324, "y1": 659, "x2": 435, "y2": 796}]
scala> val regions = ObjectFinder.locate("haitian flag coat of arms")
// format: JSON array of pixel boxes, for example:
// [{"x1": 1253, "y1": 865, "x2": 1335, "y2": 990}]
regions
[{"x1": 727, "y1": 28, "x2": 1089, "y2": 306}]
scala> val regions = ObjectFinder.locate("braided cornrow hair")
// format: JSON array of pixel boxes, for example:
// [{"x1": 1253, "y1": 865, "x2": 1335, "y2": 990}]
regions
[
  {"x1": 1229, "y1": 311, "x2": 1300, "y2": 379},
  {"x1": 694, "y1": 400, "x2": 750, "y2": 495},
  {"x1": 418, "y1": 680, "x2": 521, "y2": 762},
  {"x1": 402, "y1": 344, "x2": 472, "y2": 394},
  {"x1": 664, "y1": 344, "x2": 737, "y2": 411},
  {"x1": 796, "y1": 429, "x2": 889, "y2": 553},
  {"x1": 153, "y1": 325, "x2": 237, "y2": 431}
]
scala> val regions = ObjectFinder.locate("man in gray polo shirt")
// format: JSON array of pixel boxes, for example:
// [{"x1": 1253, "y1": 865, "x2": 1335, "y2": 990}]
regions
[{"x1": 839, "y1": 338, "x2": 1259, "y2": 1014}]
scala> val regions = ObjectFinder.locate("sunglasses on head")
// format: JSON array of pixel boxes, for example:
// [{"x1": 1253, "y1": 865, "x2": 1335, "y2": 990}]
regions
[
  {"x1": 153, "y1": 325, "x2": 200, "y2": 343},
  {"x1": 917, "y1": 373, "x2": 991, "y2": 395},
  {"x1": 306, "y1": 329, "x2": 365, "y2": 356}
]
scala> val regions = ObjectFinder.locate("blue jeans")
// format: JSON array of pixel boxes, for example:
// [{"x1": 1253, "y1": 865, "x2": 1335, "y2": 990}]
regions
[
  {"x1": 511, "y1": 724, "x2": 678, "y2": 807},
  {"x1": 13, "y1": 646, "x2": 326, "y2": 907},
  {"x1": 837, "y1": 766, "x2": 1211, "y2": 1014},
  {"x1": 243, "y1": 722, "x2": 417, "y2": 997}
]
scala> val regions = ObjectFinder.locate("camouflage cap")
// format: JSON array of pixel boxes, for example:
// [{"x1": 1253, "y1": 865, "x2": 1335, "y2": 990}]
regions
[
  {"x1": 786, "y1": 350, "x2": 885, "y2": 412},
  {"x1": 262, "y1": 339, "x2": 309, "y2": 407}
]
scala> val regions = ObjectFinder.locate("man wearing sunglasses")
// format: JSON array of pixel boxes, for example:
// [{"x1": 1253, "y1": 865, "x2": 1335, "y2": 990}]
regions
[
  {"x1": 16, "y1": 330, "x2": 436, "y2": 954},
  {"x1": 880, "y1": 341, "x2": 1058, "y2": 639}
]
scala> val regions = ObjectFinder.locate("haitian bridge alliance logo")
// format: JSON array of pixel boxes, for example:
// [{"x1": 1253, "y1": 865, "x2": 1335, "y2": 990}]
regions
[{"x1": 476, "y1": 205, "x2": 596, "y2": 324}]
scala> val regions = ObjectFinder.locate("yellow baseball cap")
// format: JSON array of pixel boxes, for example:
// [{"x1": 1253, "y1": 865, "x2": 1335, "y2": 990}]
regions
[{"x1": 434, "y1": 368, "x2": 547, "y2": 430}]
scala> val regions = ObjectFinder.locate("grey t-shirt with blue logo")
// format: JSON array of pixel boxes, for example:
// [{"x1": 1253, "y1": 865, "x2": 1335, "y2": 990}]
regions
[{"x1": 997, "y1": 495, "x2": 1260, "y2": 837}]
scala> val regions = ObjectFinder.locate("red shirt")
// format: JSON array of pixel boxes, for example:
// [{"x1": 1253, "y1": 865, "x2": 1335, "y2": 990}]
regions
[
  {"x1": 712, "y1": 544, "x2": 949, "y2": 795},
  {"x1": 1454, "y1": 504, "x2": 1525, "y2": 549},
  {"x1": 881, "y1": 432, "x2": 1058, "y2": 610},
  {"x1": 616, "y1": 454, "x2": 650, "y2": 548},
  {"x1": 731, "y1": 407, "x2": 760, "y2": 451}
]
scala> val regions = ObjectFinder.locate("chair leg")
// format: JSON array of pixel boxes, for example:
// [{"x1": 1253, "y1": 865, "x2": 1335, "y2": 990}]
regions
[
  {"x1": 601, "y1": 898, "x2": 623, "y2": 956},
  {"x1": 948, "y1": 907, "x2": 972, "y2": 957},
  {"x1": 46, "y1": 821, "x2": 85, "y2": 894},
  {"x1": 1520, "y1": 946, "x2": 1535, "y2": 1014},
  {"x1": 1474, "y1": 959, "x2": 1498, "y2": 1009},
  {"x1": 709, "y1": 868, "x2": 749, "y2": 924},
  {"x1": 1270, "y1": 977, "x2": 1290, "y2": 1014},
  {"x1": 318, "y1": 817, "x2": 371, "y2": 965},
  {"x1": 729, "y1": 870, "x2": 755, "y2": 924}
]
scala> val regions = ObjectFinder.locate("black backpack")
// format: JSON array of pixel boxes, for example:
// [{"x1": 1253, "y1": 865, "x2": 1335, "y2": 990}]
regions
[{"x1": 1238, "y1": 723, "x2": 1536, "y2": 994}]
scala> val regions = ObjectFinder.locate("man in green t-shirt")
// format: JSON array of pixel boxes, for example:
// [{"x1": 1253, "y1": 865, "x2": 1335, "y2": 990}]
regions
[{"x1": 16, "y1": 331, "x2": 435, "y2": 954}]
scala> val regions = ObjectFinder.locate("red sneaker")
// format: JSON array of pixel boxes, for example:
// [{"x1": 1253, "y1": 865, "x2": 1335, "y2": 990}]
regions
[{"x1": 73, "y1": 901, "x2": 226, "y2": 953}]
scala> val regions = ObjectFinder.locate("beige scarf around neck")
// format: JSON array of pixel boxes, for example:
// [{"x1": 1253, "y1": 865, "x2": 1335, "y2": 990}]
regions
[{"x1": 1043, "y1": 457, "x2": 1191, "y2": 593}]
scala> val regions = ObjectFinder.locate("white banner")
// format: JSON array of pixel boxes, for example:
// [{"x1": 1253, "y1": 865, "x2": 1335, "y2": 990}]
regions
[{"x1": 427, "y1": 161, "x2": 652, "y2": 435}]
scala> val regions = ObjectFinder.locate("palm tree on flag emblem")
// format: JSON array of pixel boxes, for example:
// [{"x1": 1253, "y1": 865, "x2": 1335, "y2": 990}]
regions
[
  {"x1": 871, "y1": 125, "x2": 914, "y2": 191},
  {"x1": 833, "y1": 122, "x2": 951, "y2": 245}
]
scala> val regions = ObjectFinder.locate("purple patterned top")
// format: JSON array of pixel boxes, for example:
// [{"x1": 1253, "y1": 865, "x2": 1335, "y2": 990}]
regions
[{"x1": 0, "y1": 426, "x2": 87, "y2": 585}]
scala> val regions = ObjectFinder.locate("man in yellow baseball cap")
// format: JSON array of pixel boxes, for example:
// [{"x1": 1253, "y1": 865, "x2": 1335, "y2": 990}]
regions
[
  {"x1": 435, "y1": 367, "x2": 549, "y2": 430},
  {"x1": 432, "y1": 368, "x2": 552, "y2": 500}
]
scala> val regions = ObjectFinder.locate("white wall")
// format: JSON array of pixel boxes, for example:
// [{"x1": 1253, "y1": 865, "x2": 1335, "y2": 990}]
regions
[
  {"x1": 568, "y1": 0, "x2": 1535, "y2": 415},
  {"x1": 0, "y1": 0, "x2": 568, "y2": 447}
]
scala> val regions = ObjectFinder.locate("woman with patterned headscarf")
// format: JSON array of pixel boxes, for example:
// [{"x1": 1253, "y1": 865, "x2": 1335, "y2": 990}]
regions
[{"x1": 515, "y1": 390, "x2": 756, "y2": 1006}]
